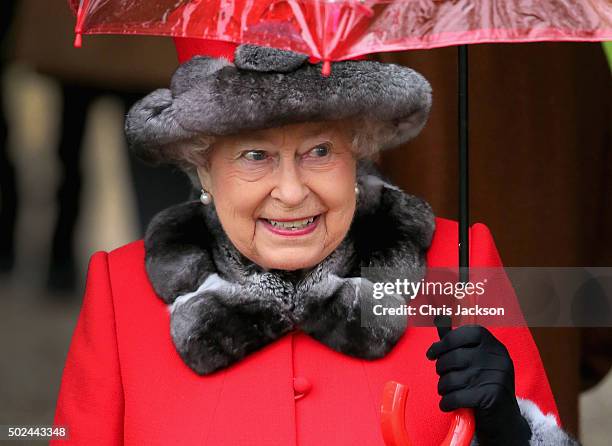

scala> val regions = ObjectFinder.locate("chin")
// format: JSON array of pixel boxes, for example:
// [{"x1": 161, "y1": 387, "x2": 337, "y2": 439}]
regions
[{"x1": 258, "y1": 250, "x2": 324, "y2": 272}]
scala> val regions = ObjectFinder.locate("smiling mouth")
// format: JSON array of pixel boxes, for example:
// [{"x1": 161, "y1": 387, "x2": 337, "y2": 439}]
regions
[
  {"x1": 263, "y1": 215, "x2": 319, "y2": 230},
  {"x1": 258, "y1": 214, "x2": 322, "y2": 234}
]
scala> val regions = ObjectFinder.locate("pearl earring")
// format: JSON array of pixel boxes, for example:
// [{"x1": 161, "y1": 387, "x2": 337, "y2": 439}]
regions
[
  {"x1": 355, "y1": 183, "x2": 359, "y2": 197},
  {"x1": 200, "y1": 188, "x2": 212, "y2": 205}
]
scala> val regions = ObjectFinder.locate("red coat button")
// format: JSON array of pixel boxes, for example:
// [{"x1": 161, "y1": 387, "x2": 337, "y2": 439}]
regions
[{"x1": 293, "y1": 377, "x2": 311, "y2": 400}]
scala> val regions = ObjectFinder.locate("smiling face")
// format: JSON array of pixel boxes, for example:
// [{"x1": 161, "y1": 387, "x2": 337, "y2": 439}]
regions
[{"x1": 196, "y1": 120, "x2": 358, "y2": 271}]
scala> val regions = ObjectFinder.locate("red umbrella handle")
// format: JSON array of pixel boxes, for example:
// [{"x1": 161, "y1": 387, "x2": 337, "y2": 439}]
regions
[
  {"x1": 381, "y1": 381, "x2": 413, "y2": 446},
  {"x1": 439, "y1": 408, "x2": 475, "y2": 446},
  {"x1": 381, "y1": 381, "x2": 475, "y2": 446}
]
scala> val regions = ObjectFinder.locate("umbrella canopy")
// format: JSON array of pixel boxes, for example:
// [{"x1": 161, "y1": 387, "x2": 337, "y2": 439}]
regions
[{"x1": 69, "y1": 0, "x2": 611, "y2": 67}]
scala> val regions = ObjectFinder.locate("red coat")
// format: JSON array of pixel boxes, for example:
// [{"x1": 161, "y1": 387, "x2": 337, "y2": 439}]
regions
[{"x1": 51, "y1": 218, "x2": 559, "y2": 445}]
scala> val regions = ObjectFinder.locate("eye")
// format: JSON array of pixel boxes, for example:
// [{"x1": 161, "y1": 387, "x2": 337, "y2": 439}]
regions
[
  {"x1": 241, "y1": 150, "x2": 268, "y2": 162},
  {"x1": 308, "y1": 143, "x2": 331, "y2": 158}
]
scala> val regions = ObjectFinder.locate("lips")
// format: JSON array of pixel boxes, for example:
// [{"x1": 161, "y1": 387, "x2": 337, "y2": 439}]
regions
[
  {"x1": 265, "y1": 216, "x2": 316, "y2": 230},
  {"x1": 259, "y1": 214, "x2": 321, "y2": 236}
]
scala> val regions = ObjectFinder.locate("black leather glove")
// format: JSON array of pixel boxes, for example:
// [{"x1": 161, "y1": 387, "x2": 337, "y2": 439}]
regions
[{"x1": 426, "y1": 322, "x2": 532, "y2": 446}]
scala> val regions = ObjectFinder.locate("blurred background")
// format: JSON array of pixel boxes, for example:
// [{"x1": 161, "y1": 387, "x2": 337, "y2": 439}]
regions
[{"x1": 0, "y1": 0, "x2": 610, "y2": 444}]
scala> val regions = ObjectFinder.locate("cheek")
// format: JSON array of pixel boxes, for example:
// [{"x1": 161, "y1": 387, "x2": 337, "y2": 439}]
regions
[
  {"x1": 325, "y1": 187, "x2": 356, "y2": 237},
  {"x1": 312, "y1": 164, "x2": 357, "y2": 240},
  {"x1": 211, "y1": 176, "x2": 266, "y2": 244}
]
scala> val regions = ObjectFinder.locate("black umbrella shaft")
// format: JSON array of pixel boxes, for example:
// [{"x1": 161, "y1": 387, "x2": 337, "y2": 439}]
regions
[{"x1": 458, "y1": 45, "x2": 469, "y2": 282}]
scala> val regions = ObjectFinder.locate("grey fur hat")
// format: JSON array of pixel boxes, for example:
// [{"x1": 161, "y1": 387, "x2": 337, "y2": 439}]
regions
[{"x1": 125, "y1": 44, "x2": 432, "y2": 165}]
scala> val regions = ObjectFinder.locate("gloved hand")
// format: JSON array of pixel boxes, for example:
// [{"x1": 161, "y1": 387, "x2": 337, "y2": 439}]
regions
[{"x1": 426, "y1": 322, "x2": 532, "y2": 446}]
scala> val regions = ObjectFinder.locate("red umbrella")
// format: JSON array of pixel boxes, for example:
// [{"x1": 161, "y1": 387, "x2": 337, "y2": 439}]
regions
[
  {"x1": 69, "y1": 0, "x2": 611, "y2": 75},
  {"x1": 67, "y1": 1, "x2": 612, "y2": 445}
]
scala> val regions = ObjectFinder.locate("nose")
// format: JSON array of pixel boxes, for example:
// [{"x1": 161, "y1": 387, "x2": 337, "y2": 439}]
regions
[{"x1": 270, "y1": 159, "x2": 309, "y2": 206}]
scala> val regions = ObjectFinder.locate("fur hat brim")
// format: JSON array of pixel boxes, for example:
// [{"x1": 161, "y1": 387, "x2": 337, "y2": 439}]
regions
[{"x1": 125, "y1": 45, "x2": 432, "y2": 165}]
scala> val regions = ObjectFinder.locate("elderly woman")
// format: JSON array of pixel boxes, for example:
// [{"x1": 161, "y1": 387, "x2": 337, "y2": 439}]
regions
[{"x1": 51, "y1": 40, "x2": 578, "y2": 445}]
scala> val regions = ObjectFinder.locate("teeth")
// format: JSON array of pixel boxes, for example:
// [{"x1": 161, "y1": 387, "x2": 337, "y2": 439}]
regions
[{"x1": 267, "y1": 216, "x2": 315, "y2": 230}]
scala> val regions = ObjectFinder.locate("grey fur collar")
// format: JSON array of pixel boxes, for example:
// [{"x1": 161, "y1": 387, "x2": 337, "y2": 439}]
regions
[{"x1": 144, "y1": 166, "x2": 435, "y2": 375}]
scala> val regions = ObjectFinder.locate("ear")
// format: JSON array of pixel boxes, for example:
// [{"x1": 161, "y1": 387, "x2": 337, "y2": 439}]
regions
[{"x1": 196, "y1": 166, "x2": 213, "y2": 193}]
